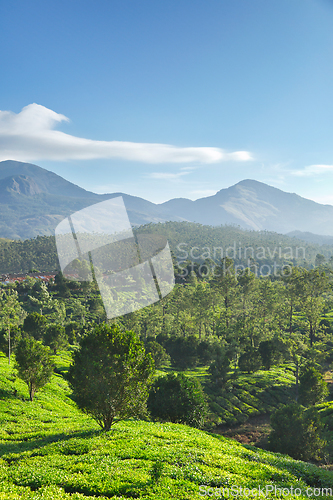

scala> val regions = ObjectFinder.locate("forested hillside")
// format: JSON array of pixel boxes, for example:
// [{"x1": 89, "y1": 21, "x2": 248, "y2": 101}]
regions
[
  {"x1": 1, "y1": 221, "x2": 333, "y2": 275},
  {"x1": 1, "y1": 253, "x2": 333, "y2": 433}
]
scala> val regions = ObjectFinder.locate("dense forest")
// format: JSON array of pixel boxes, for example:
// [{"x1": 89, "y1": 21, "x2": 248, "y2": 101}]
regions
[{"x1": 1, "y1": 221, "x2": 333, "y2": 275}]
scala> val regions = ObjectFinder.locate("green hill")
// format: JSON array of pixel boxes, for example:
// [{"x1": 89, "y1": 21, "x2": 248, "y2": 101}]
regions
[
  {"x1": 1, "y1": 221, "x2": 332, "y2": 275},
  {"x1": 0, "y1": 353, "x2": 332, "y2": 499}
]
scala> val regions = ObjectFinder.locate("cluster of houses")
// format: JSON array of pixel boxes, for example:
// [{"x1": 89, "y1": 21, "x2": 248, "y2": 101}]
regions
[{"x1": 0, "y1": 273, "x2": 56, "y2": 285}]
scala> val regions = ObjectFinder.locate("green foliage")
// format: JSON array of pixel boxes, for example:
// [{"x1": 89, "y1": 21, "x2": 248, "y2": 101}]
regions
[
  {"x1": 299, "y1": 365, "x2": 329, "y2": 406},
  {"x1": 0, "y1": 355, "x2": 332, "y2": 499},
  {"x1": 0, "y1": 222, "x2": 328, "y2": 273},
  {"x1": 269, "y1": 403, "x2": 326, "y2": 461},
  {"x1": 208, "y1": 351, "x2": 231, "y2": 388},
  {"x1": 14, "y1": 336, "x2": 53, "y2": 401},
  {"x1": 22, "y1": 312, "x2": 48, "y2": 340},
  {"x1": 44, "y1": 324, "x2": 67, "y2": 354},
  {"x1": 64, "y1": 321, "x2": 81, "y2": 345},
  {"x1": 66, "y1": 323, "x2": 155, "y2": 430},
  {"x1": 205, "y1": 366, "x2": 296, "y2": 428},
  {"x1": 148, "y1": 373, "x2": 208, "y2": 428},
  {"x1": 145, "y1": 340, "x2": 170, "y2": 368},
  {"x1": 0, "y1": 289, "x2": 26, "y2": 363},
  {"x1": 259, "y1": 339, "x2": 284, "y2": 370},
  {"x1": 238, "y1": 346, "x2": 262, "y2": 373},
  {"x1": 0, "y1": 325, "x2": 21, "y2": 358},
  {"x1": 163, "y1": 335, "x2": 199, "y2": 370}
]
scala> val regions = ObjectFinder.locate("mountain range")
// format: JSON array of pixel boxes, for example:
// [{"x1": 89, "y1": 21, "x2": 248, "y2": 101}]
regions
[{"x1": 0, "y1": 160, "x2": 333, "y2": 240}]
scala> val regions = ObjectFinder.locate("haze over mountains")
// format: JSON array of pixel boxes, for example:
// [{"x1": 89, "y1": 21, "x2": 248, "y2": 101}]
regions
[{"x1": 0, "y1": 160, "x2": 333, "y2": 240}]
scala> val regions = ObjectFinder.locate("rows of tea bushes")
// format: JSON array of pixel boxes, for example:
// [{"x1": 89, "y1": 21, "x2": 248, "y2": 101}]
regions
[
  {"x1": 0, "y1": 354, "x2": 332, "y2": 500},
  {"x1": 204, "y1": 366, "x2": 296, "y2": 427}
]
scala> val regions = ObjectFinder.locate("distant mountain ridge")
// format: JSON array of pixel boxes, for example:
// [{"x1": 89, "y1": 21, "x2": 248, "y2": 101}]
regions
[
  {"x1": 0, "y1": 160, "x2": 333, "y2": 239},
  {"x1": 167, "y1": 179, "x2": 333, "y2": 235}
]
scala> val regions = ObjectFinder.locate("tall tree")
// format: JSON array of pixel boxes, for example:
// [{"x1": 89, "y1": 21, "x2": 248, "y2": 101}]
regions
[
  {"x1": 282, "y1": 266, "x2": 305, "y2": 335},
  {"x1": 300, "y1": 269, "x2": 330, "y2": 346},
  {"x1": 0, "y1": 289, "x2": 26, "y2": 364},
  {"x1": 213, "y1": 257, "x2": 237, "y2": 332}
]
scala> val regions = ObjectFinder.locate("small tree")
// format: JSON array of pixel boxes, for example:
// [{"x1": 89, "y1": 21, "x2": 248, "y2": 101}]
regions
[
  {"x1": 145, "y1": 340, "x2": 170, "y2": 369},
  {"x1": 23, "y1": 312, "x2": 48, "y2": 341},
  {"x1": 259, "y1": 339, "x2": 283, "y2": 370},
  {"x1": 44, "y1": 324, "x2": 67, "y2": 354},
  {"x1": 238, "y1": 346, "x2": 262, "y2": 373},
  {"x1": 67, "y1": 324, "x2": 155, "y2": 431},
  {"x1": 15, "y1": 336, "x2": 53, "y2": 401},
  {"x1": 208, "y1": 352, "x2": 231, "y2": 388},
  {"x1": 164, "y1": 335, "x2": 199, "y2": 370},
  {"x1": 147, "y1": 373, "x2": 208, "y2": 428},
  {"x1": 28, "y1": 281, "x2": 52, "y2": 315},
  {"x1": 268, "y1": 403, "x2": 325, "y2": 461},
  {"x1": 299, "y1": 365, "x2": 328, "y2": 406}
]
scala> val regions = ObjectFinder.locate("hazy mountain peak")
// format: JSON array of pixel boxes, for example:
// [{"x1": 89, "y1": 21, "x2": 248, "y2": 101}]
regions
[
  {"x1": 0, "y1": 160, "x2": 98, "y2": 199},
  {"x1": 1, "y1": 160, "x2": 333, "y2": 239},
  {"x1": 0, "y1": 174, "x2": 43, "y2": 196}
]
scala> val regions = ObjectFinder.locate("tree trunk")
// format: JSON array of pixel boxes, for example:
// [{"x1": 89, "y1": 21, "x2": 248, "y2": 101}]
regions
[
  {"x1": 309, "y1": 322, "x2": 314, "y2": 347},
  {"x1": 8, "y1": 326, "x2": 11, "y2": 365},
  {"x1": 295, "y1": 361, "x2": 299, "y2": 402},
  {"x1": 103, "y1": 414, "x2": 114, "y2": 431}
]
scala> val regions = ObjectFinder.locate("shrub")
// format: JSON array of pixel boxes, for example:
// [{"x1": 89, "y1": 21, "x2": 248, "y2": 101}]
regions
[
  {"x1": 22, "y1": 312, "x2": 48, "y2": 341},
  {"x1": 259, "y1": 339, "x2": 284, "y2": 370},
  {"x1": 208, "y1": 352, "x2": 231, "y2": 388},
  {"x1": 268, "y1": 403, "x2": 326, "y2": 461},
  {"x1": 299, "y1": 365, "x2": 329, "y2": 406},
  {"x1": 164, "y1": 335, "x2": 199, "y2": 370},
  {"x1": 145, "y1": 340, "x2": 170, "y2": 368},
  {"x1": 44, "y1": 324, "x2": 67, "y2": 354},
  {"x1": 238, "y1": 346, "x2": 262, "y2": 373},
  {"x1": 148, "y1": 373, "x2": 208, "y2": 428},
  {"x1": 197, "y1": 339, "x2": 223, "y2": 365}
]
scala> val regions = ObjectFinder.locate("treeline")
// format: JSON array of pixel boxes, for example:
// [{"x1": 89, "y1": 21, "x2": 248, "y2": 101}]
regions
[
  {"x1": 1, "y1": 258, "x2": 333, "y2": 383},
  {"x1": 1, "y1": 258, "x2": 333, "y2": 366},
  {"x1": 1, "y1": 221, "x2": 333, "y2": 274}
]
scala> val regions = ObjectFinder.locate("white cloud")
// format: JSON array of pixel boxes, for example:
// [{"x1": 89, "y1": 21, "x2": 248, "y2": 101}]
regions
[
  {"x1": 0, "y1": 104, "x2": 253, "y2": 164},
  {"x1": 291, "y1": 164, "x2": 333, "y2": 177}
]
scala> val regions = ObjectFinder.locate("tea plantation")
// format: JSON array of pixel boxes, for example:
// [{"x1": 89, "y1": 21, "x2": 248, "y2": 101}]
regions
[
  {"x1": 165, "y1": 364, "x2": 296, "y2": 428},
  {"x1": 0, "y1": 353, "x2": 332, "y2": 499}
]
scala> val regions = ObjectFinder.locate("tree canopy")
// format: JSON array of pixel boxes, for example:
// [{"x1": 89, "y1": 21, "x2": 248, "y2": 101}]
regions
[
  {"x1": 66, "y1": 324, "x2": 155, "y2": 430},
  {"x1": 15, "y1": 336, "x2": 53, "y2": 401}
]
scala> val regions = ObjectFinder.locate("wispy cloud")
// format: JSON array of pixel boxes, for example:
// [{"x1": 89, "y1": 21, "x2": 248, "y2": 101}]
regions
[
  {"x1": 0, "y1": 104, "x2": 253, "y2": 164},
  {"x1": 291, "y1": 164, "x2": 333, "y2": 177}
]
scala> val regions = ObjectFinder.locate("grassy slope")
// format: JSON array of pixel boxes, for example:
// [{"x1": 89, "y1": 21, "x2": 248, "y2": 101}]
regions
[{"x1": 0, "y1": 354, "x2": 333, "y2": 499}]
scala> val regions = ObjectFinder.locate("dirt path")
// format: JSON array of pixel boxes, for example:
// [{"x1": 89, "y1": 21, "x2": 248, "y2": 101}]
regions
[{"x1": 213, "y1": 414, "x2": 271, "y2": 448}]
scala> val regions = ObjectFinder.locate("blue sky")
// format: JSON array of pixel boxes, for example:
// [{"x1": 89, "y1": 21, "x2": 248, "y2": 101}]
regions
[{"x1": 1, "y1": 0, "x2": 333, "y2": 204}]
